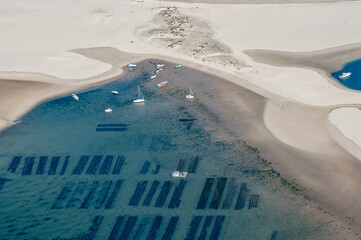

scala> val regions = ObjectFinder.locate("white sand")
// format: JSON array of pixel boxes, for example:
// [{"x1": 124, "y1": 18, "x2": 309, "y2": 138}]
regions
[
  {"x1": 2, "y1": 0, "x2": 361, "y2": 106},
  {"x1": 329, "y1": 107, "x2": 361, "y2": 148},
  {"x1": 207, "y1": 2, "x2": 361, "y2": 52},
  {"x1": 0, "y1": 0, "x2": 155, "y2": 79}
]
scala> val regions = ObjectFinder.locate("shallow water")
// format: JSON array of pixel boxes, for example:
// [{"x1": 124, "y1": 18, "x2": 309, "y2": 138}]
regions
[
  {"x1": 0, "y1": 61, "x2": 338, "y2": 239},
  {"x1": 331, "y1": 58, "x2": 361, "y2": 91}
]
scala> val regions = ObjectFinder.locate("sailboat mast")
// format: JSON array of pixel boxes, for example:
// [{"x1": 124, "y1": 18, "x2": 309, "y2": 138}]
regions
[{"x1": 138, "y1": 86, "x2": 144, "y2": 99}]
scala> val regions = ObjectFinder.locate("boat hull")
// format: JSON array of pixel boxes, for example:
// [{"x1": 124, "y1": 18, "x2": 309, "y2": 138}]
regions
[
  {"x1": 171, "y1": 171, "x2": 188, "y2": 178},
  {"x1": 156, "y1": 81, "x2": 168, "y2": 88},
  {"x1": 71, "y1": 94, "x2": 79, "y2": 101},
  {"x1": 133, "y1": 98, "x2": 145, "y2": 103},
  {"x1": 339, "y1": 72, "x2": 351, "y2": 79}
]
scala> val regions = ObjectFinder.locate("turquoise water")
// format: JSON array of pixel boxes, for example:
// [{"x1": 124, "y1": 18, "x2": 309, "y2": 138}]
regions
[
  {"x1": 331, "y1": 58, "x2": 361, "y2": 90},
  {"x1": 0, "y1": 62, "x2": 338, "y2": 239}
]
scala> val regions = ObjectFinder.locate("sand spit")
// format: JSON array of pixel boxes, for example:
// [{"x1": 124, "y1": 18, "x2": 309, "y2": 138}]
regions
[
  {"x1": 241, "y1": 44, "x2": 361, "y2": 235},
  {"x1": 244, "y1": 42, "x2": 361, "y2": 75},
  {"x1": 245, "y1": 45, "x2": 361, "y2": 155},
  {"x1": 211, "y1": 77, "x2": 361, "y2": 234}
]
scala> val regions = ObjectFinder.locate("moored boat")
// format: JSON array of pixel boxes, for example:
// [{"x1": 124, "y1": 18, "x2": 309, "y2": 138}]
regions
[
  {"x1": 111, "y1": 90, "x2": 119, "y2": 95},
  {"x1": 104, "y1": 108, "x2": 112, "y2": 113},
  {"x1": 133, "y1": 86, "x2": 145, "y2": 103},
  {"x1": 71, "y1": 93, "x2": 79, "y2": 101},
  {"x1": 171, "y1": 170, "x2": 188, "y2": 178},
  {"x1": 186, "y1": 87, "x2": 194, "y2": 99},
  {"x1": 156, "y1": 64, "x2": 165, "y2": 69},
  {"x1": 128, "y1": 64, "x2": 137, "y2": 68},
  {"x1": 150, "y1": 75, "x2": 157, "y2": 80},
  {"x1": 339, "y1": 72, "x2": 351, "y2": 79},
  {"x1": 174, "y1": 64, "x2": 183, "y2": 69},
  {"x1": 155, "y1": 68, "x2": 163, "y2": 74},
  {"x1": 155, "y1": 81, "x2": 168, "y2": 88}
]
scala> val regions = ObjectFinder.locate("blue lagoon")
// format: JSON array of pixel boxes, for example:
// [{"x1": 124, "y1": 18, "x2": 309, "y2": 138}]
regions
[{"x1": 331, "y1": 58, "x2": 361, "y2": 91}]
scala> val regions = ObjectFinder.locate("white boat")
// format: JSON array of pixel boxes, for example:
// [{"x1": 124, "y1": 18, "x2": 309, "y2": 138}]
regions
[
  {"x1": 150, "y1": 75, "x2": 157, "y2": 80},
  {"x1": 186, "y1": 87, "x2": 194, "y2": 99},
  {"x1": 71, "y1": 93, "x2": 79, "y2": 101},
  {"x1": 171, "y1": 171, "x2": 188, "y2": 178},
  {"x1": 156, "y1": 64, "x2": 165, "y2": 69},
  {"x1": 339, "y1": 72, "x2": 351, "y2": 79},
  {"x1": 104, "y1": 108, "x2": 112, "y2": 113},
  {"x1": 133, "y1": 86, "x2": 145, "y2": 103},
  {"x1": 128, "y1": 64, "x2": 137, "y2": 68},
  {"x1": 155, "y1": 69, "x2": 163, "y2": 74},
  {"x1": 111, "y1": 90, "x2": 119, "y2": 95},
  {"x1": 155, "y1": 81, "x2": 168, "y2": 88}
]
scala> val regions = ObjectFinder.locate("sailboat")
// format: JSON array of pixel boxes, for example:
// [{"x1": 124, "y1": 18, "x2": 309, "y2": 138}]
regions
[
  {"x1": 186, "y1": 87, "x2": 194, "y2": 99},
  {"x1": 133, "y1": 86, "x2": 145, "y2": 103}
]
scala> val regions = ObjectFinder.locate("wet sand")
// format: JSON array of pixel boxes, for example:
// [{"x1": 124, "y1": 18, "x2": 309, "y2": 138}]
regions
[
  {"x1": 243, "y1": 43, "x2": 361, "y2": 232},
  {"x1": 182, "y1": 63, "x2": 361, "y2": 238},
  {"x1": 244, "y1": 42, "x2": 361, "y2": 74},
  {"x1": 139, "y1": 57, "x2": 361, "y2": 238}
]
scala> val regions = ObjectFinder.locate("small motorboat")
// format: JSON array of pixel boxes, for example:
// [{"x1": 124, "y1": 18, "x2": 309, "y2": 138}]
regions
[
  {"x1": 171, "y1": 171, "x2": 188, "y2": 178},
  {"x1": 338, "y1": 72, "x2": 351, "y2": 79},
  {"x1": 71, "y1": 93, "x2": 79, "y2": 101},
  {"x1": 155, "y1": 81, "x2": 168, "y2": 88},
  {"x1": 128, "y1": 64, "x2": 137, "y2": 68},
  {"x1": 156, "y1": 64, "x2": 165, "y2": 69},
  {"x1": 186, "y1": 87, "x2": 194, "y2": 99},
  {"x1": 104, "y1": 108, "x2": 112, "y2": 113},
  {"x1": 174, "y1": 64, "x2": 183, "y2": 69},
  {"x1": 155, "y1": 68, "x2": 163, "y2": 74},
  {"x1": 111, "y1": 90, "x2": 119, "y2": 95},
  {"x1": 150, "y1": 75, "x2": 157, "y2": 80}
]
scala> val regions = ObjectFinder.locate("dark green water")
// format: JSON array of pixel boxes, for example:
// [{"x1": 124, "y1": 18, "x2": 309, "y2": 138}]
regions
[{"x1": 0, "y1": 61, "x2": 339, "y2": 239}]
